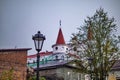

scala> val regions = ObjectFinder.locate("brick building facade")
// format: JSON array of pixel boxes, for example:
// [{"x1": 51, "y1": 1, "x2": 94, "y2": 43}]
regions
[{"x1": 0, "y1": 48, "x2": 31, "y2": 80}]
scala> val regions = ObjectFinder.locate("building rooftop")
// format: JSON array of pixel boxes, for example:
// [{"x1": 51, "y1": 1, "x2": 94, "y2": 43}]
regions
[
  {"x1": 0, "y1": 48, "x2": 31, "y2": 52},
  {"x1": 56, "y1": 28, "x2": 65, "y2": 45},
  {"x1": 31, "y1": 60, "x2": 78, "y2": 71},
  {"x1": 27, "y1": 51, "x2": 53, "y2": 58},
  {"x1": 52, "y1": 28, "x2": 66, "y2": 47},
  {"x1": 111, "y1": 60, "x2": 120, "y2": 71}
]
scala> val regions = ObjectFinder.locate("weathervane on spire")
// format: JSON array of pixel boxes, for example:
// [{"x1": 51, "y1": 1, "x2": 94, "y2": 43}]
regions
[{"x1": 59, "y1": 20, "x2": 61, "y2": 26}]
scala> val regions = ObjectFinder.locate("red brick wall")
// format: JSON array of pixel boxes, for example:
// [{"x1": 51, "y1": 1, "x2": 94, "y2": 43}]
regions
[{"x1": 0, "y1": 50, "x2": 28, "y2": 80}]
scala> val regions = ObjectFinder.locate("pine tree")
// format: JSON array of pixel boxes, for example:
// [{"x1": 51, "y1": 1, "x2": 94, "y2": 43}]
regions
[{"x1": 70, "y1": 8, "x2": 120, "y2": 80}]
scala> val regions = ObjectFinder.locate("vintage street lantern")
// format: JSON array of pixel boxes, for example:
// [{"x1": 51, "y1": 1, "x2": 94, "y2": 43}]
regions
[{"x1": 32, "y1": 31, "x2": 45, "y2": 80}]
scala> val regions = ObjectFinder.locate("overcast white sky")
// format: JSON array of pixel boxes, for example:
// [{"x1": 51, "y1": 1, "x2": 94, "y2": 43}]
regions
[{"x1": 0, "y1": 0, "x2": 120, "y2": 55}]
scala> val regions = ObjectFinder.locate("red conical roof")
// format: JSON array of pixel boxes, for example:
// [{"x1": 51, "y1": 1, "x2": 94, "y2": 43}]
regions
[
  {"x1": 87, "y1": 26, "x2": 93, "y2": 40},
  {"x1": 56, "y1": 28, "x2": 65, "y2": 44}
]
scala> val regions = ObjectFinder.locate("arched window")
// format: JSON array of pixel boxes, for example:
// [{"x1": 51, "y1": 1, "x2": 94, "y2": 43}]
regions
[
  {"x1": 33, "y1": 60, "x2": 35, "y2": 63},
  {"x1": 55, "y1": 55, "x2": 58, "y2": 60},
  {"x1": 45, "y1": 58, "x2": 47, "y2": 63},
  {"x1": 42, "y1": 59, "x2": 44, "y2": 64},
  {"x1": 61, "y1": 55, "x2": 64, "y2": 60},
  {"x1": 27, "y1": 61, "x2": 30, "y2": 64}
]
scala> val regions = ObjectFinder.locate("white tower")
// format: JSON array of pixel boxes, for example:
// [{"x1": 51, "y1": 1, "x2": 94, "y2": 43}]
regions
[
  {"x1": 52, "y1": 21, "x2": 69, "y2": 60},
  {"x1": 52, "y1": 28, "x2": 69, "y2": 54}
]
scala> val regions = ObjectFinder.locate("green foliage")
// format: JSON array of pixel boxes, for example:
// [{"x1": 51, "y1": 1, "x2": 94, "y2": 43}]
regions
[
  {"x1": 0, "y1": 68, "x2": 14, "y2": 80},
  {"x1": 40, "y1": 77, "x2": 46, "y2": 80},
  {"x1": 28, "y1": 76, "x2": 36, "y2": 80},
  {"x1": 70, "y1": 8, "x2": 120, "y2": 80},
  {"x1": 27, "y1": 76, "x2": 46, "y2": 80}
]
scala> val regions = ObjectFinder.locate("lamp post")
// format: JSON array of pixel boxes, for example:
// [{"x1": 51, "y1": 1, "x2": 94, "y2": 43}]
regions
[
  {"x1": 88, "y1": 57, "x2": 93, "y2": 80},
  {"x1": 32, "y1": 31, "x2": 45, "y2": 80}
]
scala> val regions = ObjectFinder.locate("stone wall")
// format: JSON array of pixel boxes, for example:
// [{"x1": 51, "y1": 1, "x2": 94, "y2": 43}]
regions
[
  {"x1": 40, "y1": 69, "x2": 57, "y2": 76},
  {"x1": 0, "y1": 48, "x2": 31, "y2": 80},
  {"x1": 39, "y1": 67, "x2": 83, "y2": 80}
]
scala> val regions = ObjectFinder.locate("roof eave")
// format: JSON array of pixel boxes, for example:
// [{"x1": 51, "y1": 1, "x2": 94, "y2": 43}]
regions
[{"x1": 0, "y1": 48, "x2": 32, "y2": 52}]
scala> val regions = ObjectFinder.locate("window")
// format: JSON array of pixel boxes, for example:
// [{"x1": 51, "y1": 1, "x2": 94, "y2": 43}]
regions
[
  {"x1": 27, "y1": 61, "x2": 30, "y2": 64},
  {"x1": 55, "y1": 47, "x2": 58, "y2": 50},
  {"x1": 33, "y1": 60, "x2": 35, "y2": 63},
  {"x1": 55, "y1": 55, "x2": 58, "y2": 60},
  {"x1": 66, "y1": 48, "x2": 68, "y2": 50},
  {"x1": 61, "y1": 55, "x2": 64, "y2": 60},
  {"x1": 41, "y1": 59, "x2": 44, "y2": 64}
]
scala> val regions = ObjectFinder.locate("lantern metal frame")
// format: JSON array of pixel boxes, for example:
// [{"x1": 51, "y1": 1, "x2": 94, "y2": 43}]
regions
[{"x1": 32, "y1": 31, "x2": 45, "y2": 80}]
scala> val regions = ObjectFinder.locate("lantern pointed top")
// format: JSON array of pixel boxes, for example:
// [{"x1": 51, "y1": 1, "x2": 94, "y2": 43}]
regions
[{"x1": 33, "y1": 31, "x2": 45, "y2": 40}]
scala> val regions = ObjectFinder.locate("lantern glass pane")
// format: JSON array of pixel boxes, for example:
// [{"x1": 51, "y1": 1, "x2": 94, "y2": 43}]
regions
[
  {"x1": 32, "y1": 31, "x2": 45, "y2": 52},
  {"x1": 34, "y1": 38, "x2": 44, "y2": 51}
]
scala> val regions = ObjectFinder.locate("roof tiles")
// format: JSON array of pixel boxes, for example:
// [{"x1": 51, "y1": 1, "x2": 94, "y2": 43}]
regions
[{"x1": 56, "y1": 28, "x2": 65, "y2": 45}]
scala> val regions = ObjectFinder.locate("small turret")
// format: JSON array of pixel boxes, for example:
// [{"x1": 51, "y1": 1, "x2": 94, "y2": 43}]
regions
[{"x1": 52, "y1": 28, "x2": 69, "y2": 54}]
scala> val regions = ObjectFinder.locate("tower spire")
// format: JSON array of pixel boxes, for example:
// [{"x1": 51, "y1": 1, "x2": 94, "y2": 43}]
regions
[
  {"x1": 52, "y1": 20, "x2": 65, "y2": 48},
  {"x1": 59, "y1": 20, "x2": 61, "y2": 27},
  {"x1": 56, "y1": 28, "x2": 65, "y2": 44}
]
